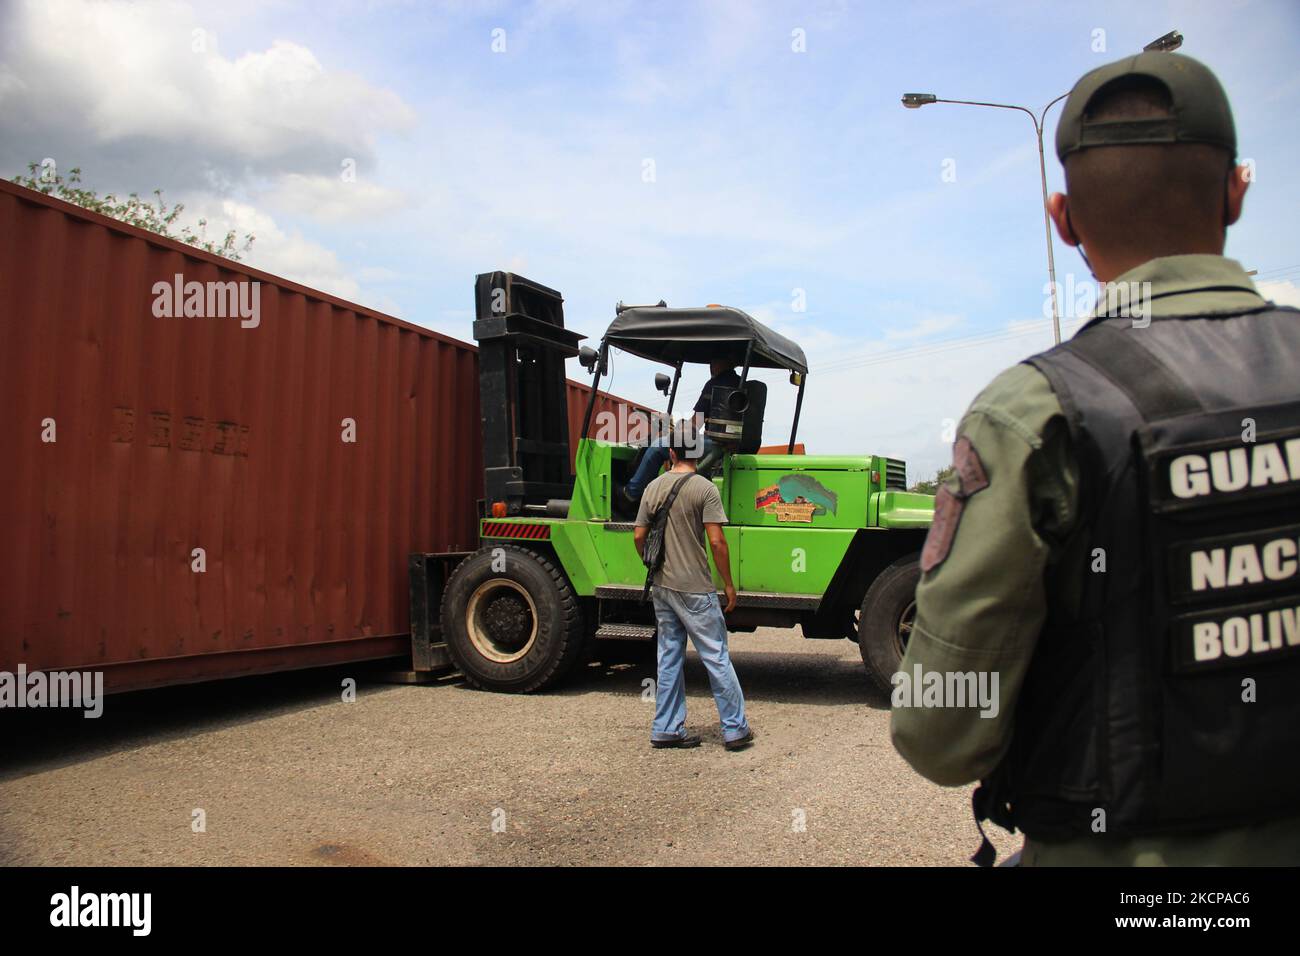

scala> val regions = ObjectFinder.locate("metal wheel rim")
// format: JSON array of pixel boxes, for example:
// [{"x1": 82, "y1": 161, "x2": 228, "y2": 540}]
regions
[
  {"x1": 895, "y1": 599, "x2": 917, "y2": 657},
  {"x1": 466, "y1": 579, "x2": 538, "y2": 664}
]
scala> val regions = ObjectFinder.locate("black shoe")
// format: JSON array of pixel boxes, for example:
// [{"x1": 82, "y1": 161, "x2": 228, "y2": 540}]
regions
[
  {"x1": 652, "y1": 734, "x2": 702, "y2": 749},
  {"x1": 724, "y1": 730, "x2": 755, "y2": 751},
  {"x1": 619, "y1": 486, "x2": 640, "y2": 516}
]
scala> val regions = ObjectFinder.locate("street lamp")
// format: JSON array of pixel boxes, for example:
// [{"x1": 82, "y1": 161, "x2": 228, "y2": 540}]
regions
[
  {"x1": 901, "y1": 91, "x2": 1069, "y2": 343},
  {"x1": 901, "y1": 93, "x2": 937, "y2": 109},
  {"x1": 902, "y1": 31, "x2": 1183, "y2": 345},
  {"x1": 1144, "y1": 30, "x2": 1183, "y2": 52}
]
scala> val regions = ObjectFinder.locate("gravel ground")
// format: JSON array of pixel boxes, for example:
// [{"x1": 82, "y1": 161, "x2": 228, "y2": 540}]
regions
[{"x1": 0, "y1": 630, "x2": 1021, "y2": 866}]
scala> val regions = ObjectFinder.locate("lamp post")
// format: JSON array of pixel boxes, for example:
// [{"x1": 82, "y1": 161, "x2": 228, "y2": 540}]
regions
[
  {"x1": 1143, "y1": 30, "x2": 1184, "y2": 52},
  {"x1": 902, "y1": 31, "x2": 1183, "y2": 346}
]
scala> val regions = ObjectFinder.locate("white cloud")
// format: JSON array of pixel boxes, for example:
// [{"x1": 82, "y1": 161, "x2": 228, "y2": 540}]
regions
[
  {"x1": 260, "y1": 173, "x2": 410, "y2": 223},
  {"x1": 182, "y1": 195, "x2": 363, "y2": 301},
  {"x1": 883, "y1": 312, "x2": 964, "y2": 342},
  {"x1": 0, "y1": 0, "x2": 414, "y2": 198},
  {"x1": 0, "y1": 0, "x2": 423, "y2": 312},
  {"x1": 355, "y1": 266, "x2": 404, "y2": 283},
  {"x1": 801, "y1": 321, "x2": 1062, "y2": 482},
  {"x1": 1257, "y1": 279, "x2": 1300, "y2": 308}
]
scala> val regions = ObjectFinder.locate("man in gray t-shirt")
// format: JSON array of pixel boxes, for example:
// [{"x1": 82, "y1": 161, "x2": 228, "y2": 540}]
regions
[{"x1": 634, "y1": 428, "x2": 752, "y2": 751}]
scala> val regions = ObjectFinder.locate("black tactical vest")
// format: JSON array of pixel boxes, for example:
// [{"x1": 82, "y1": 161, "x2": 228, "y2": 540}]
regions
[{"x1": 973, "y1": 304, "x2": 1300, "y2": 851}]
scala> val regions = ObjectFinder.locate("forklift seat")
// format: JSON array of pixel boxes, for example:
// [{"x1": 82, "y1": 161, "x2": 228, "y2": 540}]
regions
[{"x1": 704, "y1": 381, "x2": 766, "y2": 454}]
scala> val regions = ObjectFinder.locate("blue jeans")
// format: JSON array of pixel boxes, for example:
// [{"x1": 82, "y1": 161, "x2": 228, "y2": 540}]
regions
[
  {"x1": 626, "y1": 437, "x2": 717, "y2": 500},
  {"x1": 650, "y1": 586, "x2": 749, "y2": 743}
]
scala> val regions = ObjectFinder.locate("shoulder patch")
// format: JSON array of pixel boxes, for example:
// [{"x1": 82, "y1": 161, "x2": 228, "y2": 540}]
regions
[
  {"x1": 953, "y1": 435, "x2": 989, "y2": 495},
  {"x1": 920, "y1": 436, "x2": 991, "y2": 573},
  {"x1": 921, "y1": 485, "x2": 961, "y2": 572}
]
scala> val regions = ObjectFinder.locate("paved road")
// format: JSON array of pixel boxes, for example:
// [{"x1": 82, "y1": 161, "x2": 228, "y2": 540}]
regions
[{"x1": 0, "y1": 630, "x2": 1021, "y2": 865}]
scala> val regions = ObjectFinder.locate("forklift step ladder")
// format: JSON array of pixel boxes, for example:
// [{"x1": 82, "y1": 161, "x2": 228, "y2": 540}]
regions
[{"x1": 594, "y1": 622, "x2": 657, "y2": 641}]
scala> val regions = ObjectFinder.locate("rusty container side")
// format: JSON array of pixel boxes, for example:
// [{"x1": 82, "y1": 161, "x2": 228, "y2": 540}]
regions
[
  {"x1": 0, "y1": 181, "x2": 647, "y2": 692},
  {"x1": 566, "y1": 380, "x2": 636, "y2": 458}
]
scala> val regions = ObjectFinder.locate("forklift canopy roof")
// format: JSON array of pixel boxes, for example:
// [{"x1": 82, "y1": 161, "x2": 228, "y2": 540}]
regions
[{"x1": 604, "y1": 306, "x2": 808, "y2": 375}]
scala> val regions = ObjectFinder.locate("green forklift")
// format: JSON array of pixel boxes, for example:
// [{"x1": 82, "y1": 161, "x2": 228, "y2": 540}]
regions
[{"x1": 408, "y1": 272, "x2": 935, "y2": 693}]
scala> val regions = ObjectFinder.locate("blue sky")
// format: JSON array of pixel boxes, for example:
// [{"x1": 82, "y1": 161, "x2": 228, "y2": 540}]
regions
[{"x1": 5, "y1": 0, "x2": 1298, "y2": 480}]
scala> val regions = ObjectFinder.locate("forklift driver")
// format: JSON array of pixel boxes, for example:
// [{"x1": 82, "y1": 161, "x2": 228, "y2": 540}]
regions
[{"x1": 622, "y1": 360, "x2": 740, "y2": 506}]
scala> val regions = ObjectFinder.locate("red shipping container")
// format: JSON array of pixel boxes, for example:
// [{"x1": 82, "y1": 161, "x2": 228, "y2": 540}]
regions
[{"x1": 0, "y1": 180, "x2": 644, "y2": 692}]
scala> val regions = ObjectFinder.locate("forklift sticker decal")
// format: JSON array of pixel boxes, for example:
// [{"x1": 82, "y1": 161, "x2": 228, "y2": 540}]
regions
[{"x1": 756, "y1": 474, "x2": 838, "y2": 523}]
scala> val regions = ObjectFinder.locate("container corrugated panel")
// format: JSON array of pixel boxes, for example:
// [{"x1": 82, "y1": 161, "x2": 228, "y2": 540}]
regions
[
  {"x1": 565, "y1": 380, "x2": 643, "y2": 459},
  {"x1": 0, "y1": 180, "x2": 649, "y2": 692}
]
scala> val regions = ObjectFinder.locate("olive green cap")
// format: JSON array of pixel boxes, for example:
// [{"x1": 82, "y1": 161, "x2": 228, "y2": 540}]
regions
[{"x1": 1055, "y1": 52, "x2": 1236, "y2": 161}]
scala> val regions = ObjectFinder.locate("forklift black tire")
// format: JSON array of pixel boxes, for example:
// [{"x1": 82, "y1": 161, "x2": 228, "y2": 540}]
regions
[
  {"x1": 441, "y1": 544, "x2": 585, "y2": 693},
  {"x1": 857, "y1": 554, "x2": 920, "y2": 696}
]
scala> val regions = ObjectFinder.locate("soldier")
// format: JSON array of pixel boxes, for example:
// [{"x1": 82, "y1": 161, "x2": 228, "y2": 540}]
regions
[{"x1": 892, "y1": 52, "x2": 1300, "y2": 865}]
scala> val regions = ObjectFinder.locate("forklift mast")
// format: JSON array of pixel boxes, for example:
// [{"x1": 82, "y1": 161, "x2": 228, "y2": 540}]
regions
[{"x1": 473, "y1": 272, "x2": 584, "y2": 516}]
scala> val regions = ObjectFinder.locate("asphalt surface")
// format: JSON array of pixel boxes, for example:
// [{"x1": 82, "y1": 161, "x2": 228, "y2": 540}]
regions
[{"x1": 0, "y1": 630, "x2": 1021, "y2": 866}]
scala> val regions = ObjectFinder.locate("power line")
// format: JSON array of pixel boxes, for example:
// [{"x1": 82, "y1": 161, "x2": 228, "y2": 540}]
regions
[
  {"x1": 1251, "y1": 262, "x2": 1300, "y2": 279},
  {"x1": 1252, "y1": 268, "x2": 1300, "y2": 285},
  {"x1": 813, "y1": 316, "x2": 1088, "y2": 374},
  {"x1": 812, "y1": 261, "x2": 1300, "y2": 375}
]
